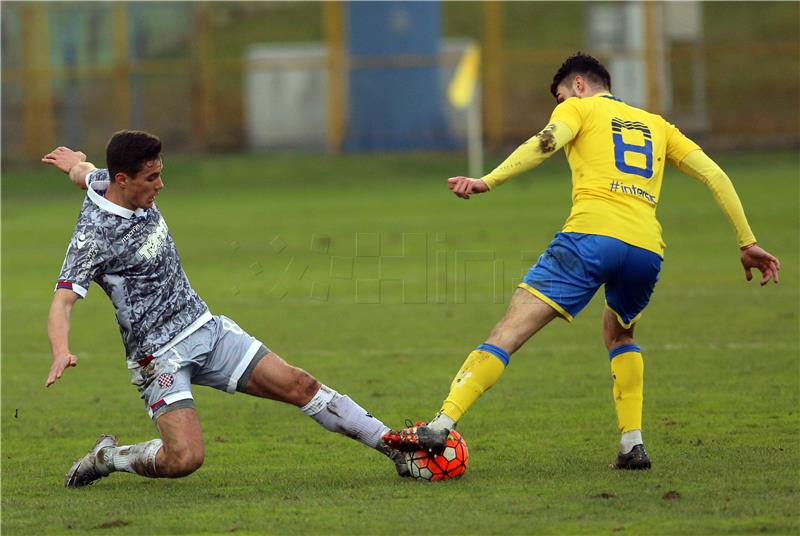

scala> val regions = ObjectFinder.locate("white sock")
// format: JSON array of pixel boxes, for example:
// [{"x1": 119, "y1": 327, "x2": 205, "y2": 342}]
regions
[
  {"x1": 429, "y1": 413, "x2": 456, "y2": 432},
  {"x1": 301, "y1": 384, "x2": 388, "y2": 449},
  {"x1": 620, "y1": 430, "x2": 643, "y2": 454},
  {"x1": 300, "y1": 384, "x2": 336, "y2": 415},
  {"x1": 99, "y1": 439, "x2": 163, "y2": 477}
]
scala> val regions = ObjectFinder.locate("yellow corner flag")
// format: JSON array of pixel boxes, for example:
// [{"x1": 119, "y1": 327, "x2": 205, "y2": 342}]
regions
[{"x1": 448, "y1": 43, "x2": 481, "y2": 109}]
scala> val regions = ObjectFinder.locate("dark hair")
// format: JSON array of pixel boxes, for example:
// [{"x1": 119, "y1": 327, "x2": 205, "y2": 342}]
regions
[
  {"x1": 106, "y1": 130, "x2": 162, "y2": 180},
  {"x1": 550, "y1": 53, "x2": 611, "y2": 99}
]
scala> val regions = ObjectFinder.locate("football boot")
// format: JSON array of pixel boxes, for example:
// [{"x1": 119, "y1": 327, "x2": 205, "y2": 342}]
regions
[
  {"x1": 381, "y1": 421, "x2": 449, "y2": 455},
  {"x1": 609, "y1": 444, "x2": 651, "y2": 470},
  {"x1": 64, "y1": 434, "x2": 118, "y2": 488}
]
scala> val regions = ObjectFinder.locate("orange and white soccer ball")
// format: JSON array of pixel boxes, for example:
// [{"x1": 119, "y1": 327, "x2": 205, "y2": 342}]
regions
[{"x1": 406, "y1": 430, "x2": 469, "y2": 481}]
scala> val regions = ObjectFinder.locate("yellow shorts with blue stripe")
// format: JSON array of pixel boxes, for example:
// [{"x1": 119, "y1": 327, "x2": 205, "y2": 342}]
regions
[{"x1": 520, "y1": 232, "x2": 662, "y2": 327}]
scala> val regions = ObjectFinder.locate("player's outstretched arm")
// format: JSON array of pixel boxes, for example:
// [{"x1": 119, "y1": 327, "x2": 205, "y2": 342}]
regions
[
  {"x1": 741, "y1": 244, "x2": 780, "y2": 286},
  {"x1": 448, "y1": 121, "x2": 575, "y2": 200},
  {"x1": 41, "y1": 146, "x2": 96, "y2": 190},
  {"x1": 46, "y1": 289, "x2": 81, "y2": 387},
  {"x1": 676, "y1": 150, "x2": 780, "y2": 286}
]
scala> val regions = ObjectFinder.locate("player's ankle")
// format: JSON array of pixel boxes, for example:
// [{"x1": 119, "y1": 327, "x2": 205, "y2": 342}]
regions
[
  {"x1": 429, "y1": 413, "x2": 455, "y2": 432},
  {"x1": 96, "y1": 446, "x2": 115, "y2": 475},
  {"x1": 620, "y1": 429, "x2": 643, "y2": 454}
]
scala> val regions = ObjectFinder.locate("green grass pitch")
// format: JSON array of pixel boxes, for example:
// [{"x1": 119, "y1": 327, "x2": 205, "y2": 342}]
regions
[{"x1": 2, "y1": 150, "x2": 798, "y2": 534}]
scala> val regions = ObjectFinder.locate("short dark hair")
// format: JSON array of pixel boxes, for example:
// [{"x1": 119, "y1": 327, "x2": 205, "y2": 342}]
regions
[
  {"x1": 106, "y1": 130, "x2": 162, "y2": 180},
  {"x1": 550, "y1": 53, "x2": 611, "y2": 99}
]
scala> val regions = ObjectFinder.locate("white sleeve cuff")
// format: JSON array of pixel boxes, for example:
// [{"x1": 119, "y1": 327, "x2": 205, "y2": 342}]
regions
[{"x1": 53, "y1": 282, "x2": 88, "y2": 298}]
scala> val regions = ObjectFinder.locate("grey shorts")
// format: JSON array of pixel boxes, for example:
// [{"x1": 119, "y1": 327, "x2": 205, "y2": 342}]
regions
[{"x1": 130, "y1": 315, "x2": 270, "y2": 421}]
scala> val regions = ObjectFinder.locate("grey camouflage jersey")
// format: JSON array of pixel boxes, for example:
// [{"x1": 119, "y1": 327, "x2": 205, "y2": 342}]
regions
[{"x1": 56, "y1": 169, "x2": 209, "y2": 366}]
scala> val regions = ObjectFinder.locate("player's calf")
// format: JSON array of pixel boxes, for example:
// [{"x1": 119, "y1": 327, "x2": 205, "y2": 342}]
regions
[
  {"x1": 65, "y1": 431, "x2": 210, "y2": 487},
  {"x1": 98, "y1": 438, "x2": 165, "y2": 478},
  {"x1": 65, "y1": 435, "x2": 168, "y2": 488},
  {"x1": 298, "y1": 383, "x2": 408, "y2": 476},
  {"x1": 301, "y1": 385, "x2": 390, "y2": 447}
]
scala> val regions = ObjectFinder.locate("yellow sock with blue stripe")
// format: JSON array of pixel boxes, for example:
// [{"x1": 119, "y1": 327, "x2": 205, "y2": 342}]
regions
[
  {"x1": 609, "y1": 344, "x2": 644, "y2": 433},
  {"x1": 439, "y1": 344, "x2": 509, "y2": 423}
]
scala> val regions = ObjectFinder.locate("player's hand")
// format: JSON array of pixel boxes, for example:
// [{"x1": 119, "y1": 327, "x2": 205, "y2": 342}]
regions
[
  {"x1": 740, "y1": 244, "x2": 780, "y2": 286},
  {"x1": 41, "y1": 146, "x2": 86, "y2": 175},
  {"x1": 45, "y1": 353, "x2": 78, "y2": 387},
  {"x1": 447, "y1": 176, "x2": 489, "y2": 199}
]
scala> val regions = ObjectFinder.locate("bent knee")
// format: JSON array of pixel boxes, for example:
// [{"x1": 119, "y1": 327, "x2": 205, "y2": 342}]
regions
[
  {"x1": 174, "y1": 451, "x2": 204, "y2": 477},
  {"x1": 292, "y1": 368, "x2": 320, "y2": 406},
  {"x1": 164, "y1": 447, "x2": 204, "y2": 477}
]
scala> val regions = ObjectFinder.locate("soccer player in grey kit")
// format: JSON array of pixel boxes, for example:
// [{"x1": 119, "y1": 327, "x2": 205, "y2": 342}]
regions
[{"x1": 44, "y1": 131, "x2": 408, "y2": 486}]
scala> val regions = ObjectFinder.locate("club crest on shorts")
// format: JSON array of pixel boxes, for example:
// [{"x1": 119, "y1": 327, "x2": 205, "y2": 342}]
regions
[{"x1": 157, "y1": 373, "x2": 174, "y2": 388}]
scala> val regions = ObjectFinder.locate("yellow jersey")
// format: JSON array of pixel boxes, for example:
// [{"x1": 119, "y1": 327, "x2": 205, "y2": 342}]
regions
[
  {"x1": 550, "y1": 93, "x2": 699, "y2": 255},
  {"x1": 480, "y1": 92, "x2": 756, "y2": 255}
]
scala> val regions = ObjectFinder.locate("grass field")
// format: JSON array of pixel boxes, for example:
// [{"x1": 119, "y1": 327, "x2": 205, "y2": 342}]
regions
[{"x1": 2, "y1": 150, "x2": 798, "y2": 534}]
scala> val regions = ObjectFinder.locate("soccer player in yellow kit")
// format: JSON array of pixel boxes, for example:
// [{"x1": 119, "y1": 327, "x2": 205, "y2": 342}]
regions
[{"x1": 384, "y1": 54, "x2": 781, "y2": 469}]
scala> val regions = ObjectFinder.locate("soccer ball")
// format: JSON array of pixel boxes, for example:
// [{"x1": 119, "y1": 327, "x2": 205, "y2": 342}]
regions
[{"x1": 406, "y1": 430, "x2": 469, "y2": 481}]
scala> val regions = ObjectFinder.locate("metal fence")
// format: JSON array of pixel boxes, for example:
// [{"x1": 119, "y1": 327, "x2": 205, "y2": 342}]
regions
[{"x1": 2, "y1": 1, "x2": 798, "y2": 164}]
